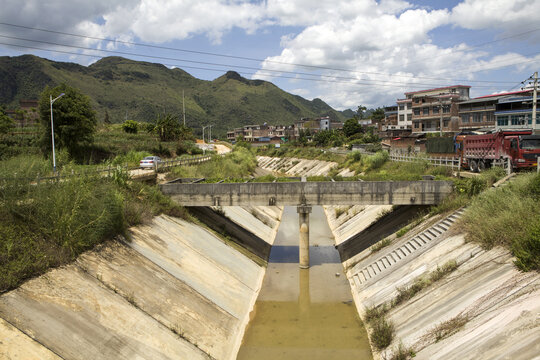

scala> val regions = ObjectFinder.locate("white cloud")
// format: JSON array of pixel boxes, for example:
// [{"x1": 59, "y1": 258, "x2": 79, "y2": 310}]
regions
[
  {"x1": 451, "y1": 0, "x2": 540, "y2": 32},
  {"x1": 2, "y1": 0, "x2": 539, "y2": 109}
]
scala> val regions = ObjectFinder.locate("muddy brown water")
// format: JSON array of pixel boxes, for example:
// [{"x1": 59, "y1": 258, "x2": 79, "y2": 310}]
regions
[{"x1": 237, "y1": 206, "x2": 372, "y2": 360}]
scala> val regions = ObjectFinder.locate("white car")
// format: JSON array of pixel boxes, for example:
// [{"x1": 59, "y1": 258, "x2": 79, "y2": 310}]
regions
[{"x1": 139, "y1": 156, "x2": 162, "y2": 169}]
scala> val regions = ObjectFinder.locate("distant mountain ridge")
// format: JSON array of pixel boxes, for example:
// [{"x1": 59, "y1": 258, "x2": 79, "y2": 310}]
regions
[{"x1": 0, "y1": 55, "x2": 349, "y2": 137}]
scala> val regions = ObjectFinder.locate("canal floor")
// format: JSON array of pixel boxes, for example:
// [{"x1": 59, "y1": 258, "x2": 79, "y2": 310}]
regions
[{"x1": 237, "y1": 206, "x2": 372, "y2": 360}]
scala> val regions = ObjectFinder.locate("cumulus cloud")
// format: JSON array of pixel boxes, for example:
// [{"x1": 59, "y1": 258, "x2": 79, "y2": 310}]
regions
[{"x1": 1, "y1": 0, "x2": 538, "y2": 108}]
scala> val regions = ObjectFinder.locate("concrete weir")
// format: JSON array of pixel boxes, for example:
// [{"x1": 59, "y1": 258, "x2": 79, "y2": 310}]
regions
[{"x1": 0, "y1": 207, "x2": 283, "y2": 360}]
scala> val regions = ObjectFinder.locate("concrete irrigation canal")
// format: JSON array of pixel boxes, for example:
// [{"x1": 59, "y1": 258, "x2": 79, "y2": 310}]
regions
[
  {"x1": 0, "y1": 156, "x2": 539, "y2": 359},
  {"x1": 237, "y1": 206, "x2": 372, "y2": 359}
]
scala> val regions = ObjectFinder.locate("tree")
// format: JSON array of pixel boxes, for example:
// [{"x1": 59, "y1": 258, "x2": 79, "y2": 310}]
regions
[
  {"x1": 0, "y1": 106, "x2": 15, "y2": 134},
  {"x1": 356, "y1": 105, "x2": 367, "y2": 119},
  {"x1": 38, "y1": 84, "x2": 97, "y2": 157},
  {"x1": 154, "y1": 113, "x2": 182, "y2": 141},
  {"x1": 343, "y1": 118, "x2": 362, "y2": 137},
  {"x1": 371, "y1": 107, "x2": 385, "y2": 123}
]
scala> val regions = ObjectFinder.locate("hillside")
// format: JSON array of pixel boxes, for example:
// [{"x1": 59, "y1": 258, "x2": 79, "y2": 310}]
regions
[{"x1": 0, "y1": 55, "x2": 347, "y2": 137}]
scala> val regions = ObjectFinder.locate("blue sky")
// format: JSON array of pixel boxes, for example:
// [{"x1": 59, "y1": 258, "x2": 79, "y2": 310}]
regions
[{"x1": 0, "y1": 0, "x2": 539, "y2": 111}]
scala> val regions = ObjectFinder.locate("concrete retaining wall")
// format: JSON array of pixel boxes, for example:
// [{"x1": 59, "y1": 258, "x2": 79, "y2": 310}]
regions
[
  {"x1": 0, "y1": 209, "x2": 282, "y2": 360},
  {"x1": 327, "y1": 207, "x2": 540, "y2": 360},
  {"x1": 257, "y1": 155, "x2": 354, "y2": 177}
]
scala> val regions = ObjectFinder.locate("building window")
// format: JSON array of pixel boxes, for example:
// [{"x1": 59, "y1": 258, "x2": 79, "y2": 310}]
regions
[
  {"x1": 422, "y1": 107, "x2": 429, "y2": 115},
  {"x1": 443, "y1": 119, "x2": 449, "y2": 127},
  {"x1": 414, "y1": 98, "x2": 420, "y2": 104},
  {"x1": 442, "y1": 105, "x2": 451, "y2": 113},
  {"x1": 485, "y1": 112, "x2": 494, "y2": 123},
  {"x1": 461, "y1": 115, "x2": 469, "y2": 123},
  {"x1": 433, "y1": 106, "x2": 439, "y2": 114},
  {"x1": 472, "y1": 113, "x2": 482, "y2": 123},
  {"x1": 399, "y1": 104, "x2": 404, "y2": 110},
  {"x1": 413, "y1": 121, "x2": 420, "y2": 128},
  {"x1": 413, "y1": 109, "x2": 420, "y2": 116},
  {"x1": 497, "y1": 116, "x2": 508, "y2": 126},
  {"x1": 511, "y1": 115, "x2": 526, "y2": 126},
  {"x1": 399, "y1": 114, "x2": 404, "y2": 122}
]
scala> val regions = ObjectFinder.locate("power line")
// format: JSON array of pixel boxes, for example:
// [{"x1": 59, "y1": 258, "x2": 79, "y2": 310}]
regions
[
  {"x1": 3, "y1": 40, "x2": 538, "y2": 93},
  {"x1": 403, "y1": 25, "x2": 540, "y2": 67},
  {"x1": 0, "y1": 21, "x2": 529, "y2": 84},
  {"x1": 1, "y1": 33, "x2": 530, "y2": 87},
  {"x1": 0, "y1": 41, "x2": 469, "y2": 89}
]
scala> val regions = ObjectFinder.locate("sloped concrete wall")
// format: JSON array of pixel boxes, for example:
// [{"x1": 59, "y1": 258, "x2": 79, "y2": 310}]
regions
[
  {"x1": 327, "y1": 207, "x2": 540, "y2": 360},
  {"x1": 0, "y1": 210, "x2": 281, "y2": 360},
  {"x1": 257, "y1": 155, "x2": 354, "y2": 177}
]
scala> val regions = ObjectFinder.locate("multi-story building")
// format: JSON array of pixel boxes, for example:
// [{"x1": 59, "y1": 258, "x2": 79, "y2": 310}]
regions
[
  {"x1": 381, "y1": 105, "x2": 398, "y2": 131},
  {"x1": 227, "y1": 127, "x2": 245, "y2": 142},
  {"x1": 294, "y1": 116, "x2": 342, "y2": 137},
  {"x1": 495, "y1": 92, "x2": 540, "y2": 131},
  {"x1": 408, "y1": 85, "x2": 470, "y2": 134},
  {"x1": 457, "y1": 89, "x2": 538, "y2": 132},
  {"x1": 397, "y1": 98, "x2": 412, "y2": 129}
]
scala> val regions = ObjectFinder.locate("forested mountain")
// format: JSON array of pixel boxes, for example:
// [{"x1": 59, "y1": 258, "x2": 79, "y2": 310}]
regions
[{"x1": 0, "y1": 55, "x2": 348, "y2": 137}]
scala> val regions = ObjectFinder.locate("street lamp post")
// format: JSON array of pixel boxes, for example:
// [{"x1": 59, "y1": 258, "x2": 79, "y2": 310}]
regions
[
  {"x1": 208, "y1": 124, "x2": 214, "y2": 143},
  {"x1": 50, "y1": 92, "x2": 65, "y2": 173}
]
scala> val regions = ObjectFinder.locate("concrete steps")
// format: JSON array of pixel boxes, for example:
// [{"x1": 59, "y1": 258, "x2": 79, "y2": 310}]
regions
[{"x1": 351, "y1": 208, "x2": 465, "y2": 287}]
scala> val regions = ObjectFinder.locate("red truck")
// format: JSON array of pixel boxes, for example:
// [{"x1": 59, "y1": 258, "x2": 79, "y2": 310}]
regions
[{"x1": 456, "y1": 130, "x2": 540, "y2": 172}]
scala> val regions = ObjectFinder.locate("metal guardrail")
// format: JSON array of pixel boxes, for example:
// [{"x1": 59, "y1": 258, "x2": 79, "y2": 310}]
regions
[
  {"x1": 389, "y1": 152, "x2": 461, "y2": 169},
  {"x1": 0, "y1": 155, "x2": 213, "y2": 184}
]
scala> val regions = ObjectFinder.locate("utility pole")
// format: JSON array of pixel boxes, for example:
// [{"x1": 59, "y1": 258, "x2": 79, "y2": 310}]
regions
[
  {"x1": 182, "y1": 90, "x2": 186, "y2": 126},
  {"x1": 533, "y1": 71, "x2": 538, "y2": 133},
  {"x1": 439, "y1": 99, "x2": 443, "y2": 136}
]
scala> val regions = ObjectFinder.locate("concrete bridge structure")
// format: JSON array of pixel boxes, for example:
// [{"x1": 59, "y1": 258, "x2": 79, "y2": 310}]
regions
[{"x1": 160, "y1": 180, "x2": 454, "y2": 268}]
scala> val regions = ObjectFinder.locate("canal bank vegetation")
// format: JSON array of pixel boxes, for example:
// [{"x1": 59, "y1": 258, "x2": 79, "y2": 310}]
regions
[
  {"x1": 364, "y1": 260, "x2": 459, "y2": 354},
  {"x1": 461, "y1": 172, "x2": 540, "y2": 271},
  {"x1": 0, "y1": 155, "x2": 188, "y2": 292},
  {"x1": 167, "y1": 146, "x2": 257, "y2": 181}
]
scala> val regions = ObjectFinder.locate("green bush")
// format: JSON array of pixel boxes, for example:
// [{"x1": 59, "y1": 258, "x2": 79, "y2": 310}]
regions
[
  {"x1": 111, "y1": 150, "x2": 152, "y2": 167},
  {"x1": 370, "y1": 317, "x2": 395, "y2": 350},
  {"x1": 122, "y1": 120, "x2": 139, "y2": 134},
  {"x1": 512, "y1": 220, "x2": 540, "y2": 271},
  {"x1": 462, "y1": 174, "x2": 540, "y2": 254}
]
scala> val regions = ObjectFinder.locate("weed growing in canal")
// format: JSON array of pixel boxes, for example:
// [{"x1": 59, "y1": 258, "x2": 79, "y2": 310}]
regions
[
  {"x1": 428, "y1": 314, "x2": 469, "y2": 342},
  {"x1": 386, "y1": 343, "x2": 416, "y2": 360},
  {"x1": 393, "y1": 260, "x2": 458, "y2": 308},
  {"x1": 363, "y1": 259, "x2": 460, "y2": 351},
  {"x1": 334, "y1": 206, "x2": 349, "y2": 218},
  {"x1": 370, "y1": 316, "x2": 395, "y2": 350},
  {"x1": 371, "y1": 238, "x2": 393, "y2": 253}
]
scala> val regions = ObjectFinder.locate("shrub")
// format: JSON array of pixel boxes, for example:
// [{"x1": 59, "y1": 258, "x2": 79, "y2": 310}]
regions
[
  {"x1": 431, "y1": 314, "x2": 469, "y2": 342},
  {"x1": 371, "y1": 317, "x2": 395, "y2": 350},
  {"x1": 462, "y1": 174, "x2": 540, "y2": 251},
  {"x1": 111, "y1": 150, "x2": 151, "y2": 167},
  {"x1": 122, "y1": 120, "x2": 139, "y2": 134},
  {"x1": 512, "y1": 220, "x2": 540, "y2": 271},
  {"x1": 364, "y1": 150, "x2": 389, "y2": 171},
  {"x1": 389, "y1": 343, "x2": 416, "y2": 360}
]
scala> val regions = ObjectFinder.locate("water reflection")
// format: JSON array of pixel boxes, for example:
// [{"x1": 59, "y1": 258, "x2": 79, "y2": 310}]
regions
[{"x1": 236, "y1": 207, "x2": 372, "y2": 360}]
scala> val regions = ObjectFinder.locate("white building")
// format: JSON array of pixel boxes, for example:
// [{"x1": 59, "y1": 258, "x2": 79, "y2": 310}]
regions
[{"x1": 397, "y1": 98, "x2": 412, "y2": 129}]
